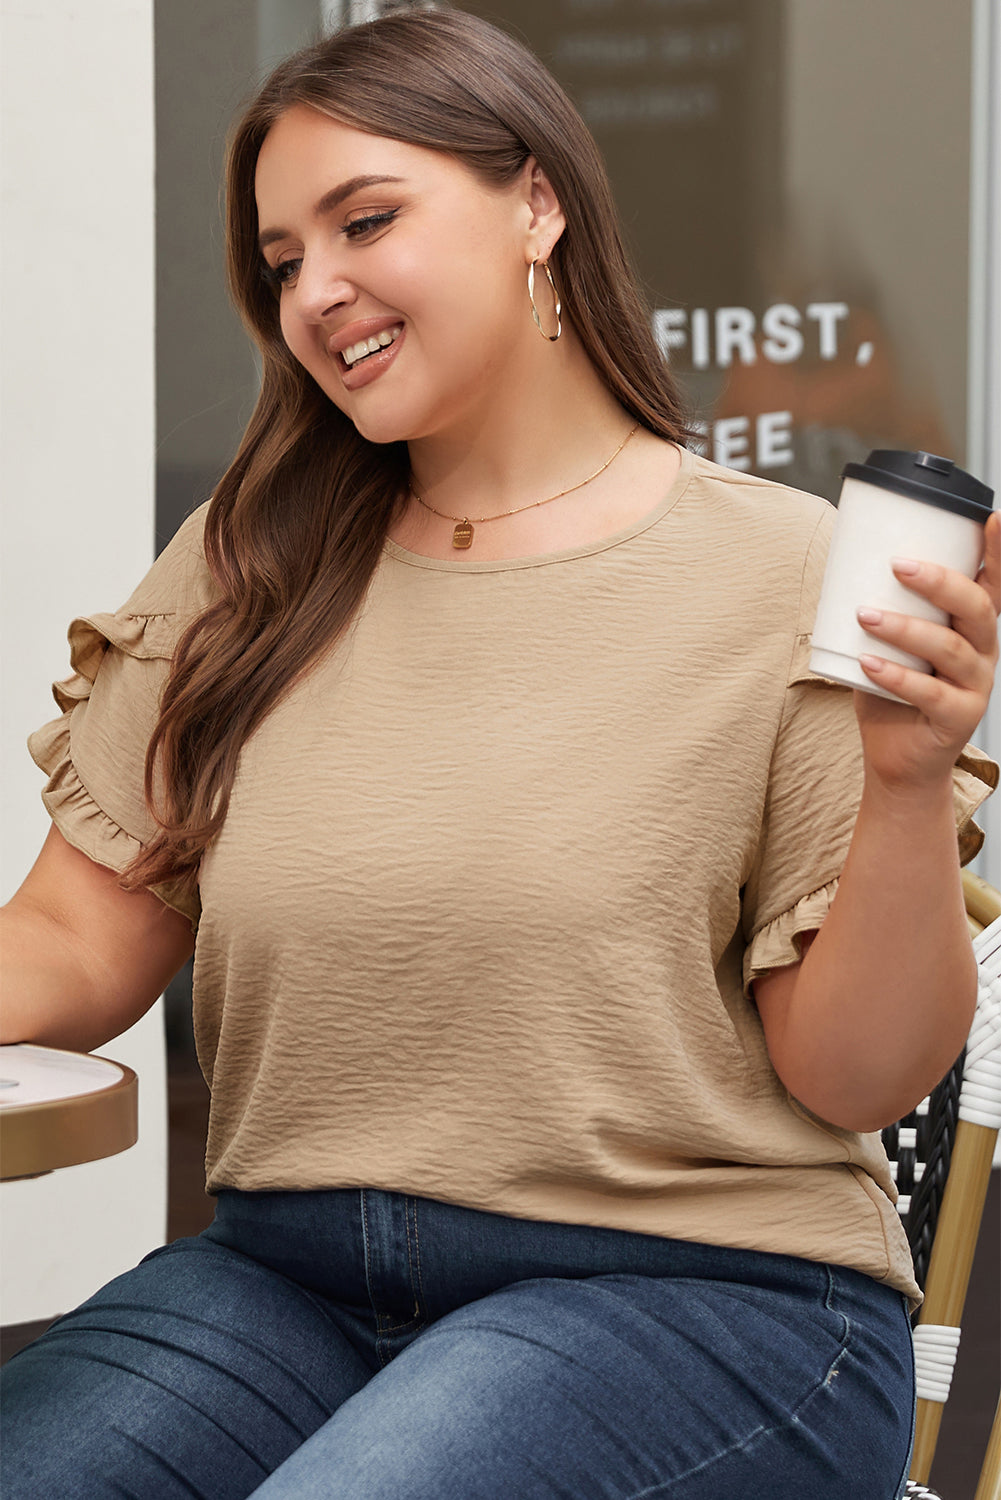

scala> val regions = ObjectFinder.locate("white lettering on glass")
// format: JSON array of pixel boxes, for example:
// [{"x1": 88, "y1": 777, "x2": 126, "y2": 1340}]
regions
[
  {"x1": 760, "y1": 304, "x2": 803, "y2": 364},
  {"x1": 652, "y1": 308, "x2": 688, "y2": 357},
  {"x1": 805, "y1": 302, "x2": 849, "y2": 359},
  {"x1": 713, "y1": 416, "x2": 751, "y2": 469},
  {"x1": 691, "y1": 307, "x2": 711, "y2": 369},
  {"x1": 689, "y1": 413, "x2": 795, "y2": 471},
  {"x1": 714, "y1": 307, "x2": 757, "y2": 366},
  {"x1": 756, "y1": 410, "x2": 794, "y2": 468},
  {"x1": 653, "y1": 303, "x2": 857, "y2": 366}
]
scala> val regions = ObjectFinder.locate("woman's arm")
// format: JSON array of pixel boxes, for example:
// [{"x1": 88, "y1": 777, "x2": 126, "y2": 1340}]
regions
[
  {"x1": 754, "y1": 511, "x2": 1000, "y2": 1133},
  {"x1": 1, "y1": 826, "x2": 195, "y2": 1052}
]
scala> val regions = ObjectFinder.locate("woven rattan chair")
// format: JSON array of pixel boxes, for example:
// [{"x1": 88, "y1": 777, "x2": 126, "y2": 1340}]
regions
[{"x1": 886, "y1": 870, "x2": 1001, "y2": 1500}]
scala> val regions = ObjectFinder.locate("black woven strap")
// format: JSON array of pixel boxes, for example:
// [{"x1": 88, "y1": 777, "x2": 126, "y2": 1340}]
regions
[{"x1": 881, "y1": 1049, "x2": 964, "y2": 1298}]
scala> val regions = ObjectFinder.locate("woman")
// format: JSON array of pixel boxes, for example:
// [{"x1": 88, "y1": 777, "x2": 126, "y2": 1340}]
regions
[{"x1": 2, "y1": 9, "x2": 998, "y2": 1498}]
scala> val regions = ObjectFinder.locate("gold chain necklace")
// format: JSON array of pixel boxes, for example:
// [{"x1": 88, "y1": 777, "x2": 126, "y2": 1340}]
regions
[{"x1": 410, "y1": 423, "x2": 640, "y2": 550}]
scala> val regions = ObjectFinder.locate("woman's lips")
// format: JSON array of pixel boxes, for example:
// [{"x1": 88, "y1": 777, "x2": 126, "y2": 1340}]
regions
[{"x1": 337, "y1": 323, "x2": 406, "y2": 390}]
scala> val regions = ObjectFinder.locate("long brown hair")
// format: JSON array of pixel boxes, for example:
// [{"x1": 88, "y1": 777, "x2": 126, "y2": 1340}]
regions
[{"x1": 125, "y1": 6, "x2": 693, "y2": 896}]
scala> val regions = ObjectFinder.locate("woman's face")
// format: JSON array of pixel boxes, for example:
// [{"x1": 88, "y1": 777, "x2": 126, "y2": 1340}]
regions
[{"x1": 254, "y1": 106, "x2": 553, "y2": 446}]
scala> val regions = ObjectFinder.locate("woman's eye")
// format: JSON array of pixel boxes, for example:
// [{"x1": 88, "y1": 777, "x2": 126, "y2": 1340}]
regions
[
  {"x1": 343, "y1": 210, "x2": 398, "y2": 239},
  {"x1": 261, "y1": 258, "x2": 301, "y2": 291},
  {"x1": 258, "y1": 210, "x2": 396, "y2": 292}
]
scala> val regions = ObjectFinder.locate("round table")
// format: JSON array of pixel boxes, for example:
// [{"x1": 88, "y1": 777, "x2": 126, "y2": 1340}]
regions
[{"x1": 0, "y1": 1044, "x2": 138, "y2": 1181}]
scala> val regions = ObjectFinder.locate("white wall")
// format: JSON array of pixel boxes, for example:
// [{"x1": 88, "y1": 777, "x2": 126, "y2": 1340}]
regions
[{"x1": 0, "y1": 0, "x2": 166, "y2": 1324}]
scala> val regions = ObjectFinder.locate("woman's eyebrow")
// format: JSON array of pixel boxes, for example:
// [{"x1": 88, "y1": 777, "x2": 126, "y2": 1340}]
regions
[{"x1": 258, "y1": 175, "x2": 407, "y2": 250}]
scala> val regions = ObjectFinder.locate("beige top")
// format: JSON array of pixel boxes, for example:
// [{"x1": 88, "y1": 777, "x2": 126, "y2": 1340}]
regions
[{"x1": 30, "y1": 447, "x2": 996, "y2": 1307}]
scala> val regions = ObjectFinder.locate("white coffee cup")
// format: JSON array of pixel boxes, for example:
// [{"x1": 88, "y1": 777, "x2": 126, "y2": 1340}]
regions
[{"x1": 809, "y1": 450, "x2": 994, "y2": 703}]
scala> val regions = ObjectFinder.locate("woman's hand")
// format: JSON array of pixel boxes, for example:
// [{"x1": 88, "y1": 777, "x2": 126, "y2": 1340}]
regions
[{"x1": 852, "y1": 509, "x2": 1000, "y2": 790}]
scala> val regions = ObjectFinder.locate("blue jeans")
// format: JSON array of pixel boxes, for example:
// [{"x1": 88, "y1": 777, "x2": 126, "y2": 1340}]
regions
[{"x1": 1, "y1": 1187, "x2": 915, "y2": 1498}]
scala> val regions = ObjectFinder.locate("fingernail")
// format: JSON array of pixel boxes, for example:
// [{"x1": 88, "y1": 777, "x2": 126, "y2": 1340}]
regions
[
  {"x1": 892, "y1": 557, "x2": 920, "y2": 575},
  {"x1": 859, "y1": 653, "x2": 884, "y2": 672},
  {"x1": 857, "y1": 607, "x2": 883, "y2": 625}
]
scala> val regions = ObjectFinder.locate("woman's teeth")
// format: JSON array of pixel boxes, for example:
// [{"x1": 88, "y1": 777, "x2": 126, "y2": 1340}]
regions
[{"x1": 342, "y1": 325, "x2": 402, "y2": 366}]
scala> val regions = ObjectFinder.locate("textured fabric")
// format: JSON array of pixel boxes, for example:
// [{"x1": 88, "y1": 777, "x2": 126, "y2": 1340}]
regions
[
  {"x1": 28, "y1": 448, "x2": 997, "y2": 1308},
  {"x1": 0, "y1": 1187, "x2": 917, "y2": 1500}
]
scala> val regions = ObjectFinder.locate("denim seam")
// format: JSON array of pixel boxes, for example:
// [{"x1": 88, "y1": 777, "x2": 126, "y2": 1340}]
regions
[
  {"x1": 406, "y1": 1195, "x2": 428, "y2": 1323},
  {"x1": 890, "y1": 1309, "x2": 918, "y2": 1500},
  {"x1": 825, "y1": 1264, "x2": 852, "y2": 1344},
  {"x1": 360, "y1": 1189, "x2": 381, "y2": 1330},
  {"x1": 375, "y1": 1317, "x2": 421, "y2": 1332},
  {"x1": 624, "y1": 1264, "x2": 855, "y2": 1498},
  {"x1": 362, "y1": 1189, "x2": 424, "y2": 1338}
]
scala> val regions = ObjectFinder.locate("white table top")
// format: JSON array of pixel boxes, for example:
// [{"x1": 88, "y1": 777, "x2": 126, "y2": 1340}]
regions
[{"x1": 0, "y1": 1044, "x2": 125, "y2": 1109}]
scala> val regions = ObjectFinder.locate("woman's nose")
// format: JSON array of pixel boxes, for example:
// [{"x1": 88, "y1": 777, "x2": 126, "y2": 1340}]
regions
[{"x1": 291, "y1": 252, "x2": 357, "y2": 322}]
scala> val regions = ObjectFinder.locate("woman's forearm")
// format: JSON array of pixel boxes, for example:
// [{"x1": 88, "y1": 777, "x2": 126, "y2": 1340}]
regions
[
  {"x1": 759, "y1": 770, "x2": 977, "y2": 1133},
  {"x1": 0, "y1": 829, "x2": 195, "y2": 1052},
  {"x1": 0, "y1": 906, "x2": 110, "y2": 1050}
]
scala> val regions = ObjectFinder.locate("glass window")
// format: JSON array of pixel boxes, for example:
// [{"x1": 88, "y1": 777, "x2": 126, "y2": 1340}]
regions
[
  {"x1": 459, "y1": 0, "x2": 974, "y2": 501},
  {"x1": 156, "y1": 0, "x2": 977, "y2": 522}
]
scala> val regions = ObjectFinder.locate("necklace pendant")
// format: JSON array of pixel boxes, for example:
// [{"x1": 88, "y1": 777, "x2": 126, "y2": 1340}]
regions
[{"x1": 452, "y1": 519, "x2": 474, "y2": 549}]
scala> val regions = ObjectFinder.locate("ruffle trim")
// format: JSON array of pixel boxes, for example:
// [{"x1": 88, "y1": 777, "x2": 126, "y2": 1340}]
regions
[
  {"x1": 953, "y1": 745, "x2": 998, "y2": 865},
  {"x1": 744, "y1": 747, "x2": 998, "y2": 992},
  {"x1": 744, "y1": 879, "x2": 838, "y2": 993},
  {"x1": 50, "y1": 610, "x2": 179, "y2": 714},
  {"x1": 28, "y1": 691, "x2": 199, "y2": 931}
]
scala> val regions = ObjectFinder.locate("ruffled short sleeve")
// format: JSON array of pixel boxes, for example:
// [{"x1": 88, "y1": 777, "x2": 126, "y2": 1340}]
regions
[
  {"x1": 741, "y1": 506, "x2": 998, "y2": 994},
  {"x1": 27, "y1": 505, "x2": 215, "y2": 929}
]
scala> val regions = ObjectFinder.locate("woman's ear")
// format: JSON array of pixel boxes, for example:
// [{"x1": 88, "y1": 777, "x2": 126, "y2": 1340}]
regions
[{"x1": 522, "y1": 156, "x2": 566, "y2": 262}]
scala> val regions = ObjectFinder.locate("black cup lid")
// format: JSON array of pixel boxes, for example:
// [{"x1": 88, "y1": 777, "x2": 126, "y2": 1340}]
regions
[{"x1": 842, "y1": 450, "x2": 994, "y2": 523}]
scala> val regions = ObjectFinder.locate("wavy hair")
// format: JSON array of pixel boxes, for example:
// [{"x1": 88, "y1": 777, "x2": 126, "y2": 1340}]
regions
[{"x1": 125, "y1": 6, "x2": 693, "y2": 895}]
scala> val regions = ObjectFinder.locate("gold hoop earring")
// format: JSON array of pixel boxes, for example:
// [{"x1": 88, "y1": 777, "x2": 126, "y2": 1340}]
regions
[{"x1": 528, "y1": 259, "x2": 562, "y2": 342}]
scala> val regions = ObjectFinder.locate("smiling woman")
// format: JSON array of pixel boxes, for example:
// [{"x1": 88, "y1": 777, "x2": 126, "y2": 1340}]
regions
[
  {"x1": 0, "y1": 7, "x2": 998, "y2": 1500},
  {"x1": 115, "y1": 10, "x2": 693, "y2": 901},
  {"x1": 255, "y1": 109, "x2": 557, "y2": 428}
]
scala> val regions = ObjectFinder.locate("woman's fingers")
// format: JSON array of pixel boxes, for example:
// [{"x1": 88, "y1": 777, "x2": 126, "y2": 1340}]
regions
[
  {"x1": 977, "y1": 509, "x2": 1001, "y2": 613},
  {"x1": 852, "y1": 515, "x2": 999, "y2": 774},
  {"x1": 857, "y1": 651, "x2": 983, "y2": 738},
  {"x1": 856, "y1": 511, "x2": 1000, "y2": 683},
  {"x1": 855, "y1": 606, "x2": 991, "y2": 691},
  {"x1": 854, "y1": 514, "x2": 999, "y2": 746},
  {"x1": 884, "y1": 552, "x2": 999, "y2": 659}
]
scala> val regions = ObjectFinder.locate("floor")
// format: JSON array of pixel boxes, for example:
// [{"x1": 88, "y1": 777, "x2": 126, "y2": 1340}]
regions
[{"x1": 3, "y1": 1047, "x2": 998, "y2": 1496}]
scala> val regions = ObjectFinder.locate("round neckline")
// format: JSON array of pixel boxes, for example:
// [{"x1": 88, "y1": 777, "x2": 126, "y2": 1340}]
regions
[{"x1": 382, "y1": 444, "x2": 695, "y2": 573}]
